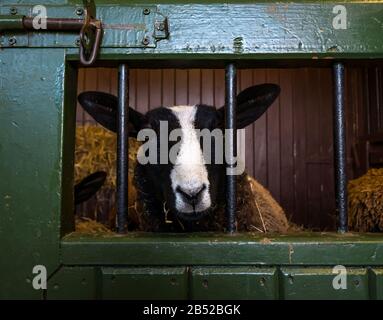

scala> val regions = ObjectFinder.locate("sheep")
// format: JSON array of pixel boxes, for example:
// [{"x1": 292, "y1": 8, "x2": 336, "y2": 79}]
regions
[{"x1": 78, "y1": 84, "x2": 289, "y2": 233}]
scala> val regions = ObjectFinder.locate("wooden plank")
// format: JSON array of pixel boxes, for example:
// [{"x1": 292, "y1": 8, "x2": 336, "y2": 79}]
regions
[
  {"x1": 162, "y1": 69, "x2": 175, "y2": 107},
  {"x1": 292, "y1": 68, "x2": 308, "y2": 226},
  {"x1": 252, "y1": 69, "x2": 267, "y2": 187},
  {"x1": 97, "y1": 68, "x2": 111, "y2": 94},
  {"x1": 305, "y1": 69, "x2": 321, "y2": 228},
  {"x1": 266, "y1": 69, "x2": 281, "y2": 202},
  {"x1": 191, "y1": 267, "x2": 278, "y2": 299},
  {"x1": 136, "y1": 69, "x2": 149, "y2": 114},
  {"x1": 149, "y1": 69, "x2": 162, "y2": 109},
  {"x1": 76, "y1": 68, "x2": 86, "y2": 124},
  {"x1": 83, "y1": 68, "x2": 98, "y2": 123},
  {"x1": 101, "y1": 267, "x2": 188, "y2": 300},
  {"x1": 188, "y1": 69, "x2": 201, "y2": 106},
  {"x1": 319, "y1": 68, "x2": 335, "y2": 230},
  {"x1": 175, "y1": 69, "x2": 188, "y2": 105},
  {"x1": 239, "y1": 69, "x2": 255, "y2": 177},
  {"x1": 281, "y1": 267, "x2": 369, "y2": 300},
  {"x1": 201, "y1": 69, "x2": 214, "y2": 106},
  {"x1": 61, "y1": 232, "x2": 383, "y2": 266},
  {"x1": 279, "y1": 69, "x2": 294, "y2": 220},
  {"x1": 128, "y1": 69, "x2": 136, "y2": 110},
  {"x1": 213, "y1": 69, "x2": 225, "y2": 108}
]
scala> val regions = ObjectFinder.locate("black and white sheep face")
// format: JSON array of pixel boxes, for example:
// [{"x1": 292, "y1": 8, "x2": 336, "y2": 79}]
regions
[
  {"x1": 137, "y1": 104, "x2": 225, "y2": 221},
  {"x1": 167, "y1": 106, "x2": 211, "y2": 215},
  {"x1": 78, "y1": 83, "x2": 280, "y2": 223}
]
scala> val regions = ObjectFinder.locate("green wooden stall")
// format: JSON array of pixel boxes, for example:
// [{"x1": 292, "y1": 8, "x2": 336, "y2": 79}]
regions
[{"x1": 1, "y1": 0, "x2": 383, "y2": 299}]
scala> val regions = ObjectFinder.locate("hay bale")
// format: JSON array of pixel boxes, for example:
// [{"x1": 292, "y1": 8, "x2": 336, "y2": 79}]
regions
[
  {"x1": 75, "y1": 124, "x2": 140, "y2": 225},
  {"x1": 348, "y1": 168, "x2": 383, "y2": 232},
  {"x1": 74, "y1": 124, "x2": 289, "y2": 233}
]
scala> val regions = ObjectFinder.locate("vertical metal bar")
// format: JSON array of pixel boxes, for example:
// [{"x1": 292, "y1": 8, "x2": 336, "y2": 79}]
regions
[
  {"x1": 333, "y1": 62, "x2": 348, "y2": 233},
  {"x1": 117, "y1": 64, "x2": 129, "y2": 233},
  {"x1": 225, "y1": 63, "x2": 237, "y2": 233}
]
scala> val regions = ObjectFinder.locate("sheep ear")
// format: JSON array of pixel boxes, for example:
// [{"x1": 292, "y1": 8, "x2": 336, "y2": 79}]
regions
[
  {"x1": 74, "y1": 171, "x2": 107, "y2": 205},
  {"x1": 217, "y1": 84, "x2": 280, "y2": 129},
  {"x1": 77, "y1": 91, "x2": 146, "y2": 137}
]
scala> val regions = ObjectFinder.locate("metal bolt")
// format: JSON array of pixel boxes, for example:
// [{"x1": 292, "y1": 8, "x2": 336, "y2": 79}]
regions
[
  {"x1": 156, "y1": 22, "x2": 165, "y2": 31},
  {"x1": 143, "y1": 8, "x2": 150, "y2": 15},
  {"x1": 75, "y1": 37, "x2": 81, "y2": 47},
  {"x1": 142, "y1": 37, "x2": 150, "y2": 46},
  {"x1": 9, "y1": 7, "x2": 18, "y2": 15},
  {"x1": 8, "y1": 37, "x2": 17, "y2": 46},
  {"x1": 76, "y1": 7, "x2": 84, "y2": 16}
]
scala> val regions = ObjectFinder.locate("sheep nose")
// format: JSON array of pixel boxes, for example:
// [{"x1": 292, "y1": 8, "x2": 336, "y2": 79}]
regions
[{"x1": 176, "y1": 184, "x2": 206, "y2": 203}]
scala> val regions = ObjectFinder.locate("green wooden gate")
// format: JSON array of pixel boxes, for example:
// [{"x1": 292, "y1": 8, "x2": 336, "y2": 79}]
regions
[{"x1": 1, "y1": 0, "x2": 383, "y2": 299}]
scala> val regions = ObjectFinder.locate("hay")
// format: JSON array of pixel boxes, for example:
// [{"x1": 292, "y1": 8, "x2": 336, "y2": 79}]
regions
[
  {"x1": 75, "y1": 217, "x2": 114, "y2": 235},
  {"x1": 348, "y1": 168, "x2": 383, "y2": 232},
  {"x1": 75, "y1": 124, "x2": 140, "y2": 224},
  {"x1": 74, "y1": 124, "x2": 289, "y2": 233}
]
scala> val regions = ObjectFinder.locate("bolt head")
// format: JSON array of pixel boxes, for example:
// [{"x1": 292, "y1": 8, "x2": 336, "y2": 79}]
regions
[
  {"x1": 76, "y1": 7, "x2": 84, "y2": 16},
  {"x1": 142, "y1": 37, "x2": 150, "y2": 46},
  {"x1": 10, "y1": 7, "x2": 18, "y2": 15},
  {"x1": 8, "y1": 37, "x2": 17, "y2": 46}
]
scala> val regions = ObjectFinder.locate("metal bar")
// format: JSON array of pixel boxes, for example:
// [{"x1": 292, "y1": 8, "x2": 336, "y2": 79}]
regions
[
  {"x1": 22, "y1": 17, "x2": 84, "y2": 31},
  {"x1": 225, "y1": 63, "x2": 237, "y2": 233},
  {"x1": 117, "y1": 64, "x2": 129, "y2": 233},
  {"x1": 333, "y1": 62, "x2": 348, "y2": 233}
]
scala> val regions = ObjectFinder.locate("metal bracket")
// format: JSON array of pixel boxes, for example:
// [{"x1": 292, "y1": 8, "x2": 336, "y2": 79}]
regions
[{"x1": 153, "y1": 13, "x2": 169, "y2": 41}]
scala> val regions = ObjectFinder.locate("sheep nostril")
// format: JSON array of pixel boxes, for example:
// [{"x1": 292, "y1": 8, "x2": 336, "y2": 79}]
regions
[{"x1": 176, "y1": 184, "x2": 206, "y2": 202}]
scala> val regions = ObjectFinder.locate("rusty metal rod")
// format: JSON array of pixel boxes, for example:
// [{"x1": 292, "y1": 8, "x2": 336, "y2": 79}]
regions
[{"x1": 22, "y1": 17, "x2": 84, "y2": 31}]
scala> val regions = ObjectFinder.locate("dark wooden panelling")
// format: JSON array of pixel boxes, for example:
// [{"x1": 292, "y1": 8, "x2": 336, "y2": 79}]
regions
[
  {"x1": 76, "y1": 67, "x2": 373, "y2": 230},
  {"x1": 252, "y1": 69, "x2": 268, "y2": 187},
  {"x1": 279, "y1": 69, "x2": 294, "y2": 222}
]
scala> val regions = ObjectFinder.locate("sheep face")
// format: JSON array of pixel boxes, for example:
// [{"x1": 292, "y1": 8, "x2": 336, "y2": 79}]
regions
[
  {"x1": 136, "y1": 104, "x2": 225, "y2": 221},
  {"x1": 78, "y1": 83, "x2": 280, "y2": 225}
]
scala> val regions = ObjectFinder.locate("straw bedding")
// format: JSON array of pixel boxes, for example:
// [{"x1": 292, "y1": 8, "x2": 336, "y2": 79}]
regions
[{"x1": 348, "y1": 168, "x2": 383, "y2": 232}]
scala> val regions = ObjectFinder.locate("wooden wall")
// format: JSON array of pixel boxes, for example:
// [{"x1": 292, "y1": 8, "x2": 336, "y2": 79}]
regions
[{"x1": 76, "y1": 66, "x2": 375, "y2": 230}]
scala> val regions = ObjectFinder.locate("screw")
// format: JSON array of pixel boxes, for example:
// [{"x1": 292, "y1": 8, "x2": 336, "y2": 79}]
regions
[
  {"x1": 8, "y1": 37, "x2": 17, "y2": 46},
  {"x1": 142, "y1": 37, "x2": 150, "y2": 46},
  {"x1": 143, "y1": 8, "x2": 150, "y2": 15},
  {"x1": 9, "y1": 7, "x2": 18, "y2": 15},
  {"x1": 75, "y1": 37, "x2": 81, "y2": 47},
  {"x1": 76, "y1": 7, "x2": 84, "y2": 16}
]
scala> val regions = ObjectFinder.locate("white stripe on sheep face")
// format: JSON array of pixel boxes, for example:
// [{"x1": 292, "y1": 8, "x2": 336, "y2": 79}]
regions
[{"x1": 167, "y1": 105, "x2": 211, "y2": 213}]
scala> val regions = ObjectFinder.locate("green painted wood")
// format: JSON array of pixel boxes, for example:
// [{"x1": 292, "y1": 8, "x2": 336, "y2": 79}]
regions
[
  {"x1": 61, "y1": 232, "x2": 383, "y2": 266},
  {"x1": 0, "y1": 49, "x2": 76, "y2": 299},
  {"x1": 48, "y1": 267, "x2": 98, "y2": 299},
  {"x1": 371, "y1": 269, "x2": 383, "y2": 300},
  {"x1": 280, "y1": 267, "x2": 369, "y2": 300},
  {"x1": 101, "y1": 267, "x2": 188, "y2": 299},
  {"x1": 191, "y1": 267, "x2": 278, "y2": 299},
  {"x1": 1, "y1": 2, "x2": 383, "y2": 58}
]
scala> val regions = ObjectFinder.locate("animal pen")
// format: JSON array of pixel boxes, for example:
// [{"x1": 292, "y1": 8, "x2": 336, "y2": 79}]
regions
[{"x1": 1, "y1": 0, "x2": 383, "y2": 299}]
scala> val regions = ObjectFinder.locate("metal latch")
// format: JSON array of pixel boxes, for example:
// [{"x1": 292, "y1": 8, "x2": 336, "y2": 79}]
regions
[{"x1": 0, "y1": 0, "x2": 102, "y2": 66}]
